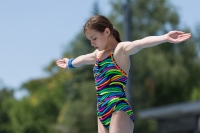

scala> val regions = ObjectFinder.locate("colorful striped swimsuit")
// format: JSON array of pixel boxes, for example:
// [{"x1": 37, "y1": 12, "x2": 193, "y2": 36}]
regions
[{"x1": 93, "y1": 50, "x2": 134, "y2": 130}]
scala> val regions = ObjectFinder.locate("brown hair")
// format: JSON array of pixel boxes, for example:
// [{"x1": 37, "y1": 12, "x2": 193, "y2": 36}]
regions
[{"x1": 83, "y1": 15, "x2": 121, "y2": 42}]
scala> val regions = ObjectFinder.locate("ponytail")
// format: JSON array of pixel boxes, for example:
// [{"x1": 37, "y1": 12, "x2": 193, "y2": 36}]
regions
[{"x1": 113, "y1": 28, "x2": 121, "y2": 42}]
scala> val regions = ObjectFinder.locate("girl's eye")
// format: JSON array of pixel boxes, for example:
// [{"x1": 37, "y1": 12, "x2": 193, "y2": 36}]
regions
[{"x1": 93, "y1": 38, "x2": 96, "y2": 40}]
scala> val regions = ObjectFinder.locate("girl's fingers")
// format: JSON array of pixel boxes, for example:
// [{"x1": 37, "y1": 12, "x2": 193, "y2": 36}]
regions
[
  {"x1": 175, "y1": 36, "x2": 191, "y2": 43},
  {"x1": 178, "y1": 33, "x2": 191, "y2": 38},
  {"x1": 56, "y1": 60, "x2": 60, "y2": 64},
  {"x1": 56, "y1": 60, "x2": 61, "y2": 64},
  {"x1": 181, "y1": 36, "x2": 191, "y2": 41},
  {"x1": 175, "y1": 31, "x2": 185, "y2": 34},
  {"x1": 56, "y1": 59, "x2": 66, "y2": 64},
  {"x1": 57, "y1": 64, "x2": 66, "y2": 68},
  {"x1": 172, "y1": 31, "x2": 191, "y2": 36}
]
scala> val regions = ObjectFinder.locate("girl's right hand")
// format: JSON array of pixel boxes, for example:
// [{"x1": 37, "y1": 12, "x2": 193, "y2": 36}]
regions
[{"x1": 56, "y1": 58, "x2": 69, "y2": 69}]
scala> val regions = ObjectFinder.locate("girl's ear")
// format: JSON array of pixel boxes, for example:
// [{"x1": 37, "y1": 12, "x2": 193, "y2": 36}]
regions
[{"x1": 104, "y1": 27, "x2": 111, "y2": 36}]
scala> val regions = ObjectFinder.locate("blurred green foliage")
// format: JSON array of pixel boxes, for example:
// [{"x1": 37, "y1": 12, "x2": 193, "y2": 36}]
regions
[{"x1": 0, "y1": 0, "x2": 200, "y2": 133}]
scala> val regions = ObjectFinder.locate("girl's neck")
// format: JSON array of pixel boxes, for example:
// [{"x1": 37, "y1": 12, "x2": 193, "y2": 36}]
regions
[{"x1": 104, "y1": 36, "x2": 119, "y2": 52}]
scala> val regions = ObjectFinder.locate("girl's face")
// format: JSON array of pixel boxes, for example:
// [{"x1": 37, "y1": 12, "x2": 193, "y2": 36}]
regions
[{"x1": 85, "y1": 28, "x2": 110, "y2": 51}]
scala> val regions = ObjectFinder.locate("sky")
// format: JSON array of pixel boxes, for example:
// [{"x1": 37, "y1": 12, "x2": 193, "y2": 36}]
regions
[{"x1": 0, "y1": 0, "x2": 200, "y2": 99}]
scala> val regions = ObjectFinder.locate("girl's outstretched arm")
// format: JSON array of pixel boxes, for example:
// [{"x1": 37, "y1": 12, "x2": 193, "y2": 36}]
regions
[
  {"x1": 119, "y1": 31, "x2": 192, "y2": 56},
  {"x1": 56, "y1": 50, "x2": 97, "y2": 69}
]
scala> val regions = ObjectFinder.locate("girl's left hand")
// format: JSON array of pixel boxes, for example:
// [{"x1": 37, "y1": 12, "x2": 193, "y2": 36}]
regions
[{"x1": 166, "y1": 31, "x2": 192, "y2": 44}]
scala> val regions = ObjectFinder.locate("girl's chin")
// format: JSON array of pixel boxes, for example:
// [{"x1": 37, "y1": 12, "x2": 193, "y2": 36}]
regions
[
  {"x1": 97, "y1": 48, "x2": 103, "y2": 51},
  {"x1": 95, "y1": 47, "x2": 104, "y2": 51}
]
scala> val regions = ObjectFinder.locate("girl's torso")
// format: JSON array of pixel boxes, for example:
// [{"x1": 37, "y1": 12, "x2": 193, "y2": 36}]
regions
[
  {"x1": 94, "y1": 47, "x2": 130, "y2": 75},
  {"x1": 93, "y1": 50, "x2": 128, "y2": 102}
]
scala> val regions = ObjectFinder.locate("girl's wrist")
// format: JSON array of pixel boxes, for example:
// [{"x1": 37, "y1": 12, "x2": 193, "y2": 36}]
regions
[
  {"x1": 162, "y1": 34, "x2": 168, "y2": 43},
  {"x1": 68, "y1": 58, "x2": 75, "y2": 68}
]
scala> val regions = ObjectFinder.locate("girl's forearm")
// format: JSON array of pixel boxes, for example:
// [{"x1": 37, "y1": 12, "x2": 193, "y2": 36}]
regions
[
  {"x1": 71, "y1": 53, "x2": 96, "y2": 67},
  {"x1": 139, "y1": 34, "x2": 168, "y2": 49},
  {"x1": 72, "y1": 55, "x2": 87, "y2": 67}
]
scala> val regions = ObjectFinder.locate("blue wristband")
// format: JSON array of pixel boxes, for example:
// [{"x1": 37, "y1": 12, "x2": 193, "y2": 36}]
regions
[{"x1": 68, "y1": 58, "x2": 75, "y2": 69}]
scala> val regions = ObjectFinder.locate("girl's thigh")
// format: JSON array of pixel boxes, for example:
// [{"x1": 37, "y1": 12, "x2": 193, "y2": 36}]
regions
[
  {"x1": 109, "y1": 111, "x2": 134, "y2": 133},
  {"x1": 97, "y1": 118, "x2": 109, "y2": 133}
]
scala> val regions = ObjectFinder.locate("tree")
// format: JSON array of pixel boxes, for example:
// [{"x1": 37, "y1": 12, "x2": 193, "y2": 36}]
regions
[
  {"x1": 7, "y1": 76, "x2": 67, "y2": 133},
  {"x1": 0, "y1": 87, "x2": 15, "y2": 133}
]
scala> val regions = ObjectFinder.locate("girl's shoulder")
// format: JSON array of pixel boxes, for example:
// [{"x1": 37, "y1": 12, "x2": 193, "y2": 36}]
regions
[
  {"x1": 114, "y1": 42, "x2": 128, "y2": 55},
  {"x1": 93, "y1": 49, "x2": 103, "y2": 58}
]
